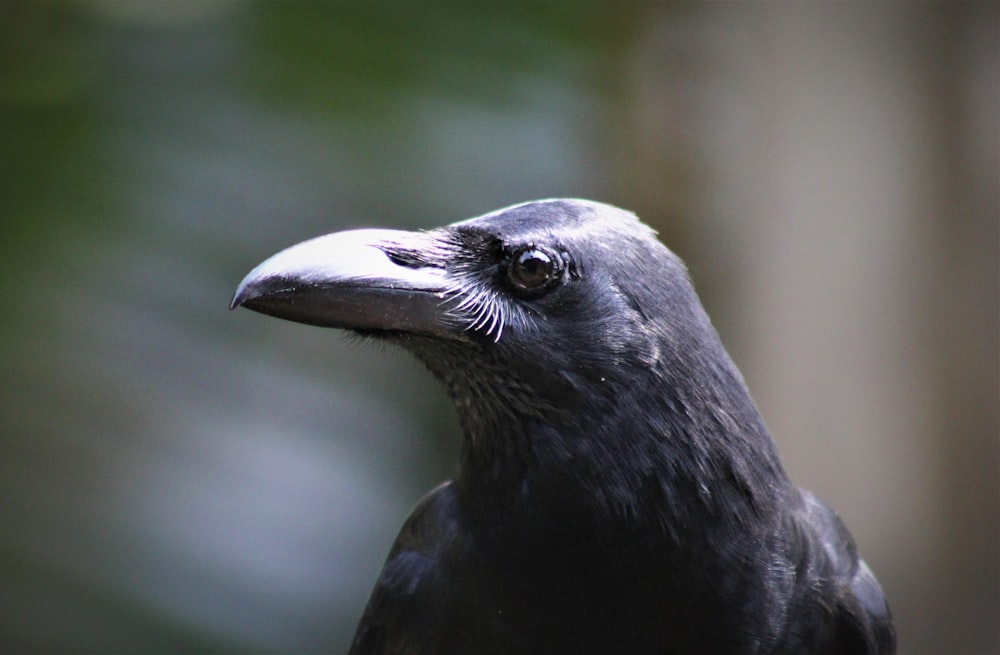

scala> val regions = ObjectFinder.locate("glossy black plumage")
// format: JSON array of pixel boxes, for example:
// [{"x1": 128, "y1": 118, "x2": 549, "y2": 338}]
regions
[{"x1": 232, "y1": 199, "x2": 895, "y2": 654}]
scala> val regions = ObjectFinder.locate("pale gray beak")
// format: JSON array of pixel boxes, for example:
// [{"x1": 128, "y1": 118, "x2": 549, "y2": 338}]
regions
[{"x1": 231, "y1": 228, "x2": 462, "y2": 340}]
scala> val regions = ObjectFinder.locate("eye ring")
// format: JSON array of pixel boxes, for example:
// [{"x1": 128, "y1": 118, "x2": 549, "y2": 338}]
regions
[{"x1": 507, "y1": 246, "x2": 563, "y2": 293}]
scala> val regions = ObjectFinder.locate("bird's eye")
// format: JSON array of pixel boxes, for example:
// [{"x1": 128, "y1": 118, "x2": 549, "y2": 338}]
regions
[{"x1": 508, "y1": 247, "x2": 562, "y2": 293}]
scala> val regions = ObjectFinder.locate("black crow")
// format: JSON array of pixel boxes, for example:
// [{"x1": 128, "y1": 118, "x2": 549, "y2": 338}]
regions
[{"x1": 231, "y1": 199, "x2": 895, "y2": 654}]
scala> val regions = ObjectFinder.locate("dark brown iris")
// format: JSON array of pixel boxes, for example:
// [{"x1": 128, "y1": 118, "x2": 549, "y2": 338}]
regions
[{"x1": 508, "y1": 247, "x2": 560, "y2": 292}]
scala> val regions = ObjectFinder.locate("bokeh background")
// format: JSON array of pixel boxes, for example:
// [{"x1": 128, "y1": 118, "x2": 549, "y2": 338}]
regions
[{"x1": 1, "y1": 2, "x2": 996, "y2": 653}]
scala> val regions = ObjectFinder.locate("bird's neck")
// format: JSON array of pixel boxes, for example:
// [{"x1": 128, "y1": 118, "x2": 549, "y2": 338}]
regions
[
  {"x1": 452, "y1": 364, "x2": 792, "y2": 546},
  {"x1": 404, "y1": 333, "x2": 793, "y2": 544}
]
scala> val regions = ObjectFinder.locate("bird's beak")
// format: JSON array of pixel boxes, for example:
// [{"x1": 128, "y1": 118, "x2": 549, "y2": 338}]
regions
[{"x1": 231, "y1": 228, "x2": 462, "y2": 340}]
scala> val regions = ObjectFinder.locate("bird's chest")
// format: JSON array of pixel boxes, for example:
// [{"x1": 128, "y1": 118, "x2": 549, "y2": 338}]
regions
[
  {"x1": 450, "y1": 504, "x2": 675, "y2": 650},
  {"x1": 444, "y1": 475, "x2": 775, "y2": 654}
]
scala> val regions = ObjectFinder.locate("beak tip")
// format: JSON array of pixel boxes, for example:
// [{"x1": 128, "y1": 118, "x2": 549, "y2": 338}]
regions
[{"x1": 229, "y1": 275, "x2": 258, "y2": 311}]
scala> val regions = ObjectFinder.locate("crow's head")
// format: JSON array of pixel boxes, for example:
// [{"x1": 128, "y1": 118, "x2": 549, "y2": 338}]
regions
[{"x1": 233, "y1": 199, "x2": 783, "y2": 514}]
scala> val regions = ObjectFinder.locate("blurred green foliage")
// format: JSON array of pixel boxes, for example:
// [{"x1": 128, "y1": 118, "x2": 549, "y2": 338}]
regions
[{"x1": 246, "y1": 2, "x2": 616, "y2": 117}]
